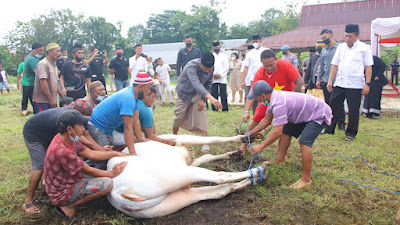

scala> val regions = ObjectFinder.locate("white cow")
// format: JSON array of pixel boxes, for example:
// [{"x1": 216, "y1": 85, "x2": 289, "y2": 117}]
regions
[{"x1": 107, "y1": 134, "x2": 267, "y2": 218}]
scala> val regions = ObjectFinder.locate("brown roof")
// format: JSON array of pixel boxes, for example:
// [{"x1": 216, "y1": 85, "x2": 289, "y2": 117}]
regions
[{"x1": 260, "y1": 0, "x2": 400, "y2": 50}]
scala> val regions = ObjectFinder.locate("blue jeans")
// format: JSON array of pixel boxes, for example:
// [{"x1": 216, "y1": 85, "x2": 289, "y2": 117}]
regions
[{"x1": 114, "y1": 79, "x2": 130, "y2": 91}]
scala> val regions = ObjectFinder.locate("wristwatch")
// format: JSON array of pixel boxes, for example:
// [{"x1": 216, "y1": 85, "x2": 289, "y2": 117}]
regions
[{"x1": 366, "y1": 82, "x2": 371, "y2": 86}]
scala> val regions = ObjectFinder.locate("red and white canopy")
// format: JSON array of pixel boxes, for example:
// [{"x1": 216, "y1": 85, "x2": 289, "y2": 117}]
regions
[{"x1": 371, "y1": 17, "x2": 400, "y2": 56}]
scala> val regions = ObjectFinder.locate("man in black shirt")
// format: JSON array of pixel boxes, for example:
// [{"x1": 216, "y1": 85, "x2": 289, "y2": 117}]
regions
[
  {"x1": 56, "y1": 47, "x2": 71, "y2": 72},
  {"x1": 176, "y1": 35, "x2": 202, "y2": 76},
  {"x1": 87, "y1": 48, "x2": 109, "y2": 91},
  {"x1": 390, "y1": 57, "x2": 399, "y2": 86},
  {"x1": 108, "y1": 46, "x2": 131, "y2": 91},
  {"x1": 60, "y1": 45, "x2": 92, "y2": 100}
]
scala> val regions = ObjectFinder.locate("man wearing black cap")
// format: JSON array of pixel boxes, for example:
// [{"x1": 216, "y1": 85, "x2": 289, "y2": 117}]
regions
[
  {"x1": 23, "y1": 42, "x2": 44, "y2": 111},
  {"x1": 211, "y1": 41, "x2": 229, "y2": 111},
  {"x1": 176, "y1": 35, "x2": 202, "y2": 76},
  {"x1": 326, "y1": 24, "x2": 373, "y2": 141},
  {"x1": 21, "y1": 99, "x2": 114, "y2": 214},
  {"x1": 316, "y1": 28, "x2": 346, "y2": 131},
  {"x1": 43, "y1": 110, "x2": 127, "y2": 219},
  {"x1": 60, "y1": 45, "x2": 93, "y2": 100},
  {"x1": 173, "y1": 53, "x2": 223, "y2": 152},
  {"x1": 240, "y1": 35, "x2": 267, "y2": 113}
]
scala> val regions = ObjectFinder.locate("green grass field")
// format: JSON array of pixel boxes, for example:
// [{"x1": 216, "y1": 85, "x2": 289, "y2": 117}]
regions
[{"x1": 0, "y1": 89, "x2": 399, "y2": 224}]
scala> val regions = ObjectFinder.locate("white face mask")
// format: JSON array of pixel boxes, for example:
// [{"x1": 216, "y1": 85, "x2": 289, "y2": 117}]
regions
[
  {"x1": 231, "y1": 57, "x2": 236, "y2": 61},
  {"x1": 69, "y1": 128, "x2": 80, "y2": 142},
  {"x1": 253, "y1": 42, "x2": 260, "y2": 49}
]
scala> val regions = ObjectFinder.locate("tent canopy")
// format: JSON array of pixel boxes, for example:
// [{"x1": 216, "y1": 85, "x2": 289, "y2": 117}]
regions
[{"x1": 371, "y1": 17, "x2": 400, "y2": 56}]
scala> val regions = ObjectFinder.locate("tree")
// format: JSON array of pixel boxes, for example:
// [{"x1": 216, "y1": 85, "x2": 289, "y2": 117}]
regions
[
  {"x1": 227, "y1": 24, "x2": 252, "y2": 40},
  {"x1": 253, "y1": 8, "x2": 283, "y2": 37},
  {"x1": 0, "y1": 46, "x2": 21, "y2": 75},
  {"x1": 269, "y1": 2, "x2": 301, "y2": 35},
  {"x1": 6, "y1": 9, "x2": 85, "y2": 54},
  {"x1": 181, "y1": 5, "x2": 221, "y2": 53},
  {"x1": 127, "y1": 24, "x2": 149, "y2": 46},
  {"x1": 83, "y1": 16, "x2": 119, "y2": 52},
  {"x1": 146, "y1": 10, "x2": 187, "y2": 44}
]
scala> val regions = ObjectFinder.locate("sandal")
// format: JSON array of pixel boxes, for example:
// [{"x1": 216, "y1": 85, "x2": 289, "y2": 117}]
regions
[
  {"x1": 22, "y1": 202, "x2": 40, "y2": 214},
  {"x1": 344, "y1": 136, "x2": 354, "y2": 141},
  {"x1": 54, "y1": 207, "x2": 78, "y2": 220}
]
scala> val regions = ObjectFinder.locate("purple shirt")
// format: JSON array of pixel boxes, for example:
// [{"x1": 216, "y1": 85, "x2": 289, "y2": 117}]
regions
[{"x1": 266, "y1": 90, "x2": 332, "y2": 126}]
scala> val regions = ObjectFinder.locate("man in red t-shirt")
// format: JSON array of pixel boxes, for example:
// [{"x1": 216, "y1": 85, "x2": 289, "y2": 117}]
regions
[
  {"x1": 43, "y1": 110, "x2": 128, "y2": 219},
  {"x1": 241, "y1": 49, "x2": 304, "y2": 154}
]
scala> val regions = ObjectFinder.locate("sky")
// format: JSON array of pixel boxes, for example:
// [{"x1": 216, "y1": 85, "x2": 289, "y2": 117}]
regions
[{"x1": 0, "y1": 0, "x2": 341, "y2": 44}]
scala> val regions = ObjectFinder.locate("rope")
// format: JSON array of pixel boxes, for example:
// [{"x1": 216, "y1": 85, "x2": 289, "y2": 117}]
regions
[
  {"x1": 247, "y1": 166, "x2": 263, "y2": 185},
  {"x1": 293, "y1": 153, "x2": 400, "y2": 194}
]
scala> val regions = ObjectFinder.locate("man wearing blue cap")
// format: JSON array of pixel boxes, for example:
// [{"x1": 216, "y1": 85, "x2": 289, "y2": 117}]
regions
[
  {"x1": 281, "y1": 45, "x2": 299, "y2": 71},
  {"x1": 244, "y1": 80, "x2": 332, "y2": 189}
]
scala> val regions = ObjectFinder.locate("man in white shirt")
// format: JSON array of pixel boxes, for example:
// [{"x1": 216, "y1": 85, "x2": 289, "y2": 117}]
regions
[
  {"x1": 326, "y1": 24, "x2": 373, "y2": 141},
  {"x1": 155, "y1": 58, "x2": 173, "y2": 105},
  {"x1": 129, "y1": 44, "x2": 147, "y2": 85},
  {"x1": 211, "y1": 41, "x2": 229, "y2": 111},
  {"x1": 240, "y1": 35, "x2": 268, "y2": 114}
]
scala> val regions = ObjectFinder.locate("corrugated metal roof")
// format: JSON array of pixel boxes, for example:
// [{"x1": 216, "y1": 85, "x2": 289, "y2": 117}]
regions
[{"x1": 260, "y1": 0, "x2": 400, "y2": 50}]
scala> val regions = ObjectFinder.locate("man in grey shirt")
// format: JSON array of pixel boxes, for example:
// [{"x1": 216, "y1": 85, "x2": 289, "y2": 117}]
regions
[
  {"x1": 172, "y1": 53, "x2": 222, "y2": 152},
  {"x1": 176, "y1": 35, "x2": 202, "y2": 76},
  {"x1": 316, "y1": 28, "x2": 346, "y2": 131}
]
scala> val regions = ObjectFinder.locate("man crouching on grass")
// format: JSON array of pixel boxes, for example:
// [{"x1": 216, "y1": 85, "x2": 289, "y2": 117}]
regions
[
  {"x1": 43, "y1": 110, "x2": 128, "y2": 219},
  {"x1": 243, "y1": 80, "x2": 332, "y2": 189}
]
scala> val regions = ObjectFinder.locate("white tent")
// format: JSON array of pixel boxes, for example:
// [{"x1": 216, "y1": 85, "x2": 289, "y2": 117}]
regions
[{"x1": 371, "y1": 17, "x2": 400, "y2": 56}]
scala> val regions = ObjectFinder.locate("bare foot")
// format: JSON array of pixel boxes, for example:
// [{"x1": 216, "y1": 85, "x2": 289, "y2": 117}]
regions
[
  {"x1": 22, "y1": 202, "x2": 40, "y2": 214},
  {"x1": 289, "y1": 178, "x2": 312, "y2": 189},
  {"x1": 262, "y1": 159, "x2": 286, "y2": 166},
  {"x1": 60, "y1": 206, "x2": 77, "y2": 218},
  {"x1": 240, "y1": 144, "x2": 247, "y2": 155}
]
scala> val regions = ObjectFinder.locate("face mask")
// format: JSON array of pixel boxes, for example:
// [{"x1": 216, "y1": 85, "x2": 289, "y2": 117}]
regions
[
  {"x1": 96, "y1": 95, "x2": 106, "y2": 102},
  {"x1": 75, "y1": 57, "x2": 83, "y2": 62},
  {"x1": 242, "y1": 54, "x2": 245, "y2": 57},
  {"x1": 231, "y1": 57, "x2": 236, "y2": 60},
  {"x1": 316, "y1": 48, "x2": 322, "y2": 54},
  {"x1": 35, "y1": 54, "x2": 43, "y2": 58},
  {"x1": 282, "y1": 51, "x2": 287, "y2": 55},
  {"x1": 186, "y1": 43, "x2": 192, "y2": 48},
  {"x1": 252, "y1": 43, "x2": 260, "y2": 49},
  {"x1": 138, "y1": 91, "x2": 144, "y2": 100},
  {"x1": 322, "y1": 38, "x2": 330, "y2": 45},
  {"x1": 214, "y1": 49, "x2": 220, "y2": 53},
  {"x1": 261, "y1": 96, "x2": 269, "y2": 106},
  {"x1": 69, "y1": 128, "x2": 80, "y2": 142},
  {"x1": 60, "y1": 56, "x2": 68, "y2": 59},
  {"x1": 117, "y1": 53, "x2": 123, "y2": 58}
]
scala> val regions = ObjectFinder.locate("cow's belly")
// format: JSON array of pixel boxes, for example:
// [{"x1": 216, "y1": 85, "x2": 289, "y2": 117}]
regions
[{"x1": 107, "y1": 141, "x2": 191, "y2": 212}]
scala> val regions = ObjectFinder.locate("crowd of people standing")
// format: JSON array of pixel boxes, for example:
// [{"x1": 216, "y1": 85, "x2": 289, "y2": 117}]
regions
[{"x1": 8, "y1": 22, "x2": 396, "y2": 220}]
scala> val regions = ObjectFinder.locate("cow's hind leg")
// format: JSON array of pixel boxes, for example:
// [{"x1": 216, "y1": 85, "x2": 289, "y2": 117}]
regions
[
  {"x1": 132, "y1": 179, "x2": 251, "y2": 218},
  {"x1": 190, "y1": 150, "x2": 242, "y2": 167}
]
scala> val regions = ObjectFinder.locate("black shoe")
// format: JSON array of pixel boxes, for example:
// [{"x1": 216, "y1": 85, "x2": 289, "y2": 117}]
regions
[{"x1": 338, "y1": 124, "x2": 346, "y2": 131}]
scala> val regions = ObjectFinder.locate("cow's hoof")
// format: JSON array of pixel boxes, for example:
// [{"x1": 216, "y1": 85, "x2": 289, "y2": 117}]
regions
[
  {"x1": 252, "y1": 173, "x2": 269, "y2": 185},
  {"x1": 227, "y1": 150, "x2": 243, "y2": 161}
]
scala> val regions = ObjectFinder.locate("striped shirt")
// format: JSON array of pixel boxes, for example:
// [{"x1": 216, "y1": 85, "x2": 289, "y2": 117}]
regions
[{"x1": 266, "y1": 90, "x2": 332, "y2": 126}]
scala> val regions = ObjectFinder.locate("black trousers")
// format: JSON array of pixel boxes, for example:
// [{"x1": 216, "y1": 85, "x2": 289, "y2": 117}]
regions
[
  {"x1": 392, "y1": 71, "x2": 398, "y2": 86},
  {"x1": 21, "y1": 86, "x2": 34, "y2": 111},
  {"x1": 325, "y1": 87, "x2": 362, "y2": 138},
  {"x1": 321, "y1": 82, "x2": 345, "y2": 125},
  {"x1": 211, "y1": 83, "x2": 228, "y2": 111},
  {"x1": 362, "y1": 84, "x2": 383, "y2": 115}
]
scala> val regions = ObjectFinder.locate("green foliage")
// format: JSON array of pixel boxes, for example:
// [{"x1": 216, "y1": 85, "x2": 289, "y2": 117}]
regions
[
  {"x1": 0, "y1": 46, "x2": 23, "y2": 75},
  {"x1": 145, "y1": 10, "x2": 188, "y2": 44},
  {"x1": 181, "y1": 5, "x2": 222, "y2": 53},
  {"x1": 82, "y1": 17, "x2": 119, "y2": 52},
  {"x1": 226, "y1": 24, "x2": 252, "y2": 40},
  {"x1": 381, "y1": 46, "x2": 400, "y2": 68}
]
